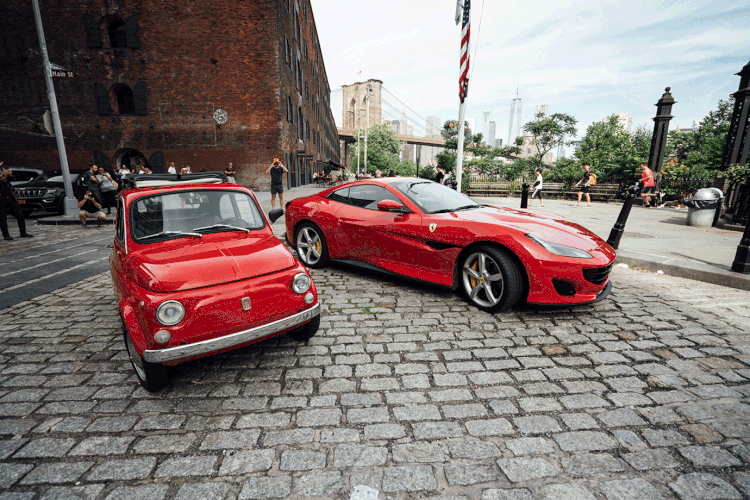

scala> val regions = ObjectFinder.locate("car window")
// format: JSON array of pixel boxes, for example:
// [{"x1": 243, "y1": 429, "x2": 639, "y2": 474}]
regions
[
  {"x1": 391, "y1": 180, "x2": 479, "y2": 214},
  {"x1": 12, "y1": 171, "x2": 38, "y2": 182},
  {"x1": 327, "y1": 187, "x2": 349, "y2": 203},
  {"x1": 115, "y1": 200, "x2": 125, "y2": 243},
  {"x1": 348, "y1": 185, "x2": 401, "y2": 210},
  {"x1": 130, "y1": 189, "x2": 265, "y2": 242}
]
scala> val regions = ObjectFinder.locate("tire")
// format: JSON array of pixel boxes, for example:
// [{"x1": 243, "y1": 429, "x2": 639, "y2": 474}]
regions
[
  {"x1": 288, "y1": 314, "x2": 320, "y2": 341},
  {"x1": 459, "y1": 245, "x2": 525, "y2": 313},
  {"x1": 123, "y1": 325, "x2": 169, "y2": 392},
  {"x1": 295, "y1": 222, "x2": 329, "y2": 269}
]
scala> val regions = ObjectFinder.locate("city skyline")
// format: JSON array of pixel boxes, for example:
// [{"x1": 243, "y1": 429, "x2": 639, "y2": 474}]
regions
[{"x1": 315, "y1": 0, "x2": 748, "y2": 149}]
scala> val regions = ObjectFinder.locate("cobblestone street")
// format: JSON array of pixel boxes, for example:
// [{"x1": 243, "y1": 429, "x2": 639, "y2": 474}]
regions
[{"x1": 1, "y1": 264, "x2": 749, "y2": 500}]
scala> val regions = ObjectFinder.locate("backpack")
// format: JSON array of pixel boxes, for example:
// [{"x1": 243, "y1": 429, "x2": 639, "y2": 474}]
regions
[{"x1": 589, "y1": 173, "x2": 597, "y2": 186}]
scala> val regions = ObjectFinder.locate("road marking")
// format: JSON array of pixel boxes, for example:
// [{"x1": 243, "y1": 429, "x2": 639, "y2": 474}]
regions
[
  {"x1": 0, "y1": 256, "x2": 110, "y2": 294},
  {"x1": 1, "y1": 236, "x2": 110, "y2": 264},
  {"x1": 0, "y1": 248, "x2": 101, "y2": 278}
]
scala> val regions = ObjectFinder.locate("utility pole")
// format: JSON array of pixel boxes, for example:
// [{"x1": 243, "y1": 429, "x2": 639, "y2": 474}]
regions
[
  {"x1": 364, "y1": 84, "x2": 372, "y2": 175},
  {"x1": 455, "y1": 0, "x2": 471, "y2": 193},
  {"x1": 32, "y1": 0, "x2": 77, "y2": 217}
]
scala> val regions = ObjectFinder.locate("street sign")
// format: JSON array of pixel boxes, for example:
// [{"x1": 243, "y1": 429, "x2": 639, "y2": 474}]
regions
[{"x1": 51, "y1": 70, "x2": 73, "y2": 77}]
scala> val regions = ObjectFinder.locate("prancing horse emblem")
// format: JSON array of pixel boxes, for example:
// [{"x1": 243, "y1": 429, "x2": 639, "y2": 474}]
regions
[
  {"x1": 429, "y1": 223, "x2": 437, "y2": 233},
  {"x1": 241, "y1": 297, "x2": 251, "y2": 311}
]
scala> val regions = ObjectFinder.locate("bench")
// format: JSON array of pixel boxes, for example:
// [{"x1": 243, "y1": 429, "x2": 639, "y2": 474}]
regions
[
  {"x1": 514, "y1": 182, "x2": 565, "y2": 199},
  {"x1": 565, "y1": 183, "x2": 621, "y2": 202},
  {"x1": 467, "y1": 182, "x2": 511, "y2": 197}
]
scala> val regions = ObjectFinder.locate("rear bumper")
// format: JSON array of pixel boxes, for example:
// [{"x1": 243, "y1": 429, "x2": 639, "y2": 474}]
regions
[{"x1": 144, "y1": 303, "x2": 319, "y2": 363}]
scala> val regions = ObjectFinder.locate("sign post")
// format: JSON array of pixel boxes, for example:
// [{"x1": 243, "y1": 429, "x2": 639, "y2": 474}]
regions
[{"x1": 31, "y1": 0, "x2": 77, "y2": 217}]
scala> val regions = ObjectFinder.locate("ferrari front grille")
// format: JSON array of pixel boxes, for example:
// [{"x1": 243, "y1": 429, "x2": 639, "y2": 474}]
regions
[{"x1": 582, "y1": 263, "x2": 613, "y2": 285}]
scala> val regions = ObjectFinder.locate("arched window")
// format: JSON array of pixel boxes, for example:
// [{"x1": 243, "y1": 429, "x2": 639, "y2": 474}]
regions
[
  {"x1": 116, "y1": 85, "x2": 135, "y2": 114},
  {"x1": 108, "y1": 20, "x2": 127, "y2": 49}
]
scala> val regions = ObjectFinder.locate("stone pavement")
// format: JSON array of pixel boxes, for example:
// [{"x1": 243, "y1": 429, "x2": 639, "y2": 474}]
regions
[{"x1": 1, "y1": 263, "x2": 749, "y2": 499}]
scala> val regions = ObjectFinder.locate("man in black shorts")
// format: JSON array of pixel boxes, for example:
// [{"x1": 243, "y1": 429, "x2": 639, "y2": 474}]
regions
[
  {"x1": 574, "y1": 163, "x2": 592, "y2": 207},
  {"x1": 265, "y1": 158, "x2": 288, "y2": 210}
]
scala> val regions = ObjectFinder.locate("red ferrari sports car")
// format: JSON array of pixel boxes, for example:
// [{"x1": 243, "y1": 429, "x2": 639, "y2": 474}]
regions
[{"x1": 285, "y1": 178, "x2": 615, "y2": 312}]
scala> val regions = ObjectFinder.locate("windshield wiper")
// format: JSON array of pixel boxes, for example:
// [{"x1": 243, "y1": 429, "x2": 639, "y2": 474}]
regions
[
  {"x1": 192, "y1": 224, "x2": 250, "y2": 233},
  {"x1": 430, "y1": 204, "x2": 479, "y2": 214},
  {"x1": 139, "y1": 231, "x2": 202, "y2": 240},
  {"x1": 453, "y1": 204, "x2": 480, "y2": 211}
]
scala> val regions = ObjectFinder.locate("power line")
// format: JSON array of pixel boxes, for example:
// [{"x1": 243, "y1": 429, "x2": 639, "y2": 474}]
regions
[{"x1": 469, "y1": 0, "x2": 485, "y2": 84}]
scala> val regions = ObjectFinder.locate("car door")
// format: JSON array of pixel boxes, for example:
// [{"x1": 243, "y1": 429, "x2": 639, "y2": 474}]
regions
[{"x1": 333, "y1": 184, "x2": 422, "y2": 278}]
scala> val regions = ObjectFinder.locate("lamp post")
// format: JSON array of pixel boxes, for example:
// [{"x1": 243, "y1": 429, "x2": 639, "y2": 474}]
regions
[
  {"x1": 647, "y1": 87, "x2": 676, "y2": 196},
  {"x1": 31, "y1": 0, "x2": 77, "y2": 216},
  {"x1": 364, "y1": 84, "x2": 372, "y2": 176}
]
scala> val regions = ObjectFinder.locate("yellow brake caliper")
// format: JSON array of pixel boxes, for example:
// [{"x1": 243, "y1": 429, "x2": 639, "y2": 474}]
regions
[{"x1": 469, "y1": 261, "x2": 478, "y2": 288}]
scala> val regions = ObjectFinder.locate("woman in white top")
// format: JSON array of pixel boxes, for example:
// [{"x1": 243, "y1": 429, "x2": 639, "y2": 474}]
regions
[{"x1": 529, "y1": 168, "x2": 545, "y2": 207}]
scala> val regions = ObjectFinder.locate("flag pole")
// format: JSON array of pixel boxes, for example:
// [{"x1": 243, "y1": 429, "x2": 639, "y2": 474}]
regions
[{"x1": 455, "y1": 0, "x2": 470, "y2": 193}]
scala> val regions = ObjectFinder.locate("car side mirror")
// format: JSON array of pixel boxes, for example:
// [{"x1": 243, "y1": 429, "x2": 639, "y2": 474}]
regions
[
  {"x1": 377, "y1": 199, "x2": 406, "y2": 213},
  {"x1": 268, "y1": 208, "x2": 284, "y2": 223}
]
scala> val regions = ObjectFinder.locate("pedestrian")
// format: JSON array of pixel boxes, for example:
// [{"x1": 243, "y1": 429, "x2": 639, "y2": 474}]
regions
[
  {"x1": 529, "y1": 168, "x2": 545, "y2": 207},
  {"x1": 435, "y1": 166, "x2": 445, "y2": 185},
  {"x1": 265, "y1": 158, "x2": 288, "y2": 210},
  {"x1": 573, "y1": 163, "x2": 592, "y2": 207},
  {"x1": 78, "y1": 190, "x2": 106, "y2": 229},
  {"x1": 84, "y1": 164, "x2": 103, "y2": 203},
  {"x1": 639, "y1": 162, "x2": 655, "y2": 208},
  {"x1": 375, "y1": 169, "x2": 382, "y2": 178},
  {"x1": 0, "y1": 166, "x2": 33, "y2": 241},
  {"x1": 97, "y1": 166, "x2": 117, "y2": 215},
  {"x1": 167, "y1": 162, "x2": 177, "y2": 174},
  {"x1": 129, "y1": 167, "x2": 136, "y2": 176},
  {"x1": 118, "y1": 164, "x2": 130, "y2": 177},
  {"x1": 225, "y1": 162, "x2": 236, "y2": 183}
]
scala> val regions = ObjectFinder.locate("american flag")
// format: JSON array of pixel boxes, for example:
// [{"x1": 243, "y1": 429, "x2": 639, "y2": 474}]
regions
[{"x1": 459, "y1": 0, "x2": 470, "y2": 102}]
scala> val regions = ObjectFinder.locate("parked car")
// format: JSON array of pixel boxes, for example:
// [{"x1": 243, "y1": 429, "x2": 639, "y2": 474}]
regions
[
  {"x1": 7, "y1": 168, "x2": 44, "y2": 186},
  {"x1": 14, "y1": 169, "x2": 87, "y2": 216},
  {"x1": 285, "y1": 178, "x2": 616, "y2": 312},
  {"x1": 14, "y1": 168, "x2": 123, "y2": 216},
  {"x1": 110, "y1": 173, "x2": 320, "y2": 392}
]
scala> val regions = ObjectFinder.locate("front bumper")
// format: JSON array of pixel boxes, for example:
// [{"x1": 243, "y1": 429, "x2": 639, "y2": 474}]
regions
[{"x1": 144, "y1": 302, "x2": 320, "y2": 363}]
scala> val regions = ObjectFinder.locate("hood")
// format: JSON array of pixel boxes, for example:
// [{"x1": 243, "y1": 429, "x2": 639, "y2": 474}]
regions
[
  {"x1": 453, "y1": 206, "x2": 607, "y2": 251},
  {"x1": 127, "y1": 234, "x2": 296, "y2": 292}
]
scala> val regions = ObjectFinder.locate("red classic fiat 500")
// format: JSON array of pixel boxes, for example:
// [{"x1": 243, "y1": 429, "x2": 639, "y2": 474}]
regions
[{"x1": 110, "y1": 173, "x2": 320, "y2": 392}]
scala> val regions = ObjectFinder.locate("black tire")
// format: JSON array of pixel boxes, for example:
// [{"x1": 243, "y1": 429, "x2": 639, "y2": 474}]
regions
[
  {"x1": 295, "y1": 222, "x2": 329, "y2": 269},
  {"x1": 459, "y1": 245, "x2": 525, "y2": 313},
  {"x1": 123, "y1": 325, "x2": 169, "y2": 392},
  {"x1": 288, "y1": 314, "x2": 320, "y2": 341}
]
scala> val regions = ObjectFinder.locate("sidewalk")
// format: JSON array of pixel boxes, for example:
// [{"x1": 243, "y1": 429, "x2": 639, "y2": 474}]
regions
[{"x1": 34, "y1": 184, "x2": 750, "y2": 291}]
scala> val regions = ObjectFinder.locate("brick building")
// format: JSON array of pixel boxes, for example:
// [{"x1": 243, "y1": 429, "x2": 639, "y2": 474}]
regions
[{"x1": 0, "y1": 0, "x2": 339, "y2": 190}]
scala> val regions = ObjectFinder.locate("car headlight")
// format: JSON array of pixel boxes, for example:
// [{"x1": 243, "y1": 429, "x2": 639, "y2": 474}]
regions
[
  {"x1": 45, "y1": 188, "x2": 59, "y2": 195},
  {"x1": 526, "y1": 234, "x2": 593, "y2": 259},
  {"x1": 156, "y1": 300, "x2": 185, "y2": 325},
  {"x1": 291, "y1": 273, "x2": 312, "y2": 294}
]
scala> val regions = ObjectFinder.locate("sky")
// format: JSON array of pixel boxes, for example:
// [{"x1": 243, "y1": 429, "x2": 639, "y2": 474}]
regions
[{"x1": 311, "y1": 0, "x2": 750, "y2": 156}]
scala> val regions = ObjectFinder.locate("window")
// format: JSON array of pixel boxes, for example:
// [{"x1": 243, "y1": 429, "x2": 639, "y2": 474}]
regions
[
  {"x1": 115, "y1": 199, "x2": 125, "y2": 242},
  {"x1": 108, "y1": 20, "x2": 127, "y2": 49},
  {"x1": 84, "y1": 15, "x2": 102, "y2": 48},
  {"x1": 348, "y1": 185, "x2": 401, "y2": 210},
  {"x1": 94, "y1": 84, "x2": 111, "y2": 115},
  {"x1": 327, "y1": 187, "x2": 349, "y2": 204},
  {"x1": 116, "y1": 85, "x2": 135, "y2": 114},
  {"x1": 287, "y1": 96, "x2": 293, "y2": 123}
]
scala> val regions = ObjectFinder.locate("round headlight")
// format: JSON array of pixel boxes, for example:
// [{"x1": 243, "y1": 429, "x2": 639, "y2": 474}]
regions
[
  {"x1": 292, "y1": 273, "x2": 312, "y2": 294},
  {"x1": 156, "y1": 300, "x2": 185, "y2": 326}
]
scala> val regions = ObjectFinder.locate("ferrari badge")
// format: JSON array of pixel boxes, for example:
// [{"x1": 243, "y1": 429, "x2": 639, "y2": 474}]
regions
[{"x1": 429, "y1": 223, "x2": 437, "y2": 233}]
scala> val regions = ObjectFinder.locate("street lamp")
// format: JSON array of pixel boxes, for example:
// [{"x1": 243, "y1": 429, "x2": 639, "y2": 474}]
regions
[
  {"x1": 364, "y1": 84, "x2": 372, "y2": 176},
  {"x1": 31, "y1": 0, "x2": 77, "y2": 216}
]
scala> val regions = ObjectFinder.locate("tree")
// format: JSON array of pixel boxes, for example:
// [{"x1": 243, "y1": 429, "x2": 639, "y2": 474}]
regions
[
  {"x1": 351, "y1": 123, "x2": 400, "y2": 175},
  {"x1": 573, "y1": 115, "x2": 638, "y2": 181},
  {"x1": 522, "y1": 112, "x2": 577, "y2": 169},
  {"x1": 683, "y1": 97, "x2": 734, "y2": 178},
  {"x1": 436, "y1": 120, "x2": 521, "y2": 179}
]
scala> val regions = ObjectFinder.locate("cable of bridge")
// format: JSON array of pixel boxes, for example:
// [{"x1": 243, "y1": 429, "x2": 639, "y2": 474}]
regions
[{"x1": 380, "y1": 98, "x2": 429, "y2": 135}]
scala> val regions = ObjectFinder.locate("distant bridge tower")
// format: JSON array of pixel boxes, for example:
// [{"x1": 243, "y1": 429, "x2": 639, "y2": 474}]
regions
[
  {"x1": 508, "y1": 87, "x2": 522, "y2": 146},
  {"x1": 341, "y1": 79, "x2": 383, "y2": 130}
]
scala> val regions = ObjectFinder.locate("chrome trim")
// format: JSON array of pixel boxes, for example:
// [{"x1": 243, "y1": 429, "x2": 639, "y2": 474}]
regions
[{"x1": 144, "y1": 303, "x2": 320, "y2": 363}]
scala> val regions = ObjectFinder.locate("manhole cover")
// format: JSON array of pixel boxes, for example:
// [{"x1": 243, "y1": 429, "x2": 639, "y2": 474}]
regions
[{"x1": 624, "y1": 232, "x2": 657, "y2": 239}]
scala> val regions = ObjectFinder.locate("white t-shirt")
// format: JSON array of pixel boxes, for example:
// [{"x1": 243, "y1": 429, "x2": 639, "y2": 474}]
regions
[
  {"x1": 168, "y1": 166, "x2": 176, "y2": 174},
  {"x1": 534, "y1": 174, "x2": 543, "y2": 191}
]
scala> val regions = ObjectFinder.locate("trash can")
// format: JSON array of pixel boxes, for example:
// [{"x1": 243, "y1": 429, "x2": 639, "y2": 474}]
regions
[{"x1": 685, "y1": 188, "x2": 724, "y2": 227}]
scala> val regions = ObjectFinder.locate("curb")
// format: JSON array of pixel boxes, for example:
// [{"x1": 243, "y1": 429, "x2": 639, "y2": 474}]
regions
[
  {"x1": 36, "y1": 217, "x2": 115, "y2": 226},
  {"x1": 615, "y1": 251, "x2": 750, "y2": 291}
]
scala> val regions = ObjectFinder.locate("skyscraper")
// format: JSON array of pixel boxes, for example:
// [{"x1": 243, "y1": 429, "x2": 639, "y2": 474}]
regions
[
  {"x1": 482, "y1": 111, "x2": 491, "y2": 144},
  {"x1": 535, "y1": 104, "x2": 549, "y2": 117},
  {"x1": 488, "y1": 121, "x2": 496, "y2": 147},
  {"x1": 616, "y1": 112, "x2": 633, "y2": 133},
  {"x1": 426, "y1": 116, "x2": 442, "y2": 137},
  {"x1": 508, "y1": 89, "x2": 522, "y2": 146}
]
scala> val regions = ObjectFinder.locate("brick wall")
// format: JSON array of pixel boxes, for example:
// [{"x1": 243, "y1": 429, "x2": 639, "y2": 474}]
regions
[{"x1": 0, "y1": 0, "x2": 339, "y2": 191}]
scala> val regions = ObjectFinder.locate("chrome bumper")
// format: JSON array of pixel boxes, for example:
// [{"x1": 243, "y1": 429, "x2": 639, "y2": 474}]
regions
[{"x1": 144, "y1": 303, "x2": 320, "y2": 363}]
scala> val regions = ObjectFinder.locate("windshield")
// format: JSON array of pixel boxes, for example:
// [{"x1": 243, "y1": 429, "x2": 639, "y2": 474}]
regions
[
  {"x1": 47, "y1": 176, "x2": 64, "y2": 183},
  {"x1": 391, "y1": 180, "x2": 480, "y2": 214},
  {"x1": 130, "y1": 189, "x2": 266, "y2": 242}
]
